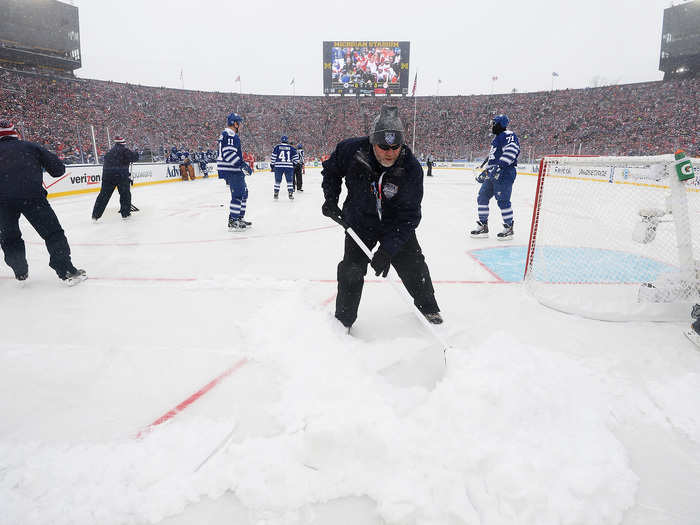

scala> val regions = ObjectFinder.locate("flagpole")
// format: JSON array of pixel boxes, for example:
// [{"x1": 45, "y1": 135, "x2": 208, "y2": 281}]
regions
[
  {"x1": 410, "y1": 71, "x2": 418, "y2": 152},
  {"x1": 412, "y1": 80, "x2": 417, "y2": 152}
]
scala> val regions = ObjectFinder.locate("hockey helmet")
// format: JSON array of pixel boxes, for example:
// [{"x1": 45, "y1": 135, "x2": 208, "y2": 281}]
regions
[
  {"x1": 492, "y1": 114, "x2": 509, "y2": 129},
  {"x1": 227, "y1": 112, "x2": 244, "y2": 126},
  {"x1": 281, "y1": 135, "x2": 288, "y2": 143}
]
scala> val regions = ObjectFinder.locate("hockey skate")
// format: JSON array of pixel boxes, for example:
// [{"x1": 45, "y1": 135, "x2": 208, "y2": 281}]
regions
[
  {"x1": 470, "y1": 221, "x2": 489, "y2": 238},
  {"x1": 497, "y1": 222, "x2": 514, "y2": 241},
  {"x1": 423, "y1": 312, "x2": 444, "y2": 325},
  {"x1": 273, "y1": 191, "x2": 279, "y2": 200},
  {"x1": 228, "y1": 218, "x2": 247, "y2": 232},
  {"x1": 288, "y1": 192, "x2": 294, "y2": 200},
  {"x1": 239, "y1": 218, "x2": 252, "y2": 227},
  {"x1": 62, "y1": 268, "x2": 87, "y2": 286}
]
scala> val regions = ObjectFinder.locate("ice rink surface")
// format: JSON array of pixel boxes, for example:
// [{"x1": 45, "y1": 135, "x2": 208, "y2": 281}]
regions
[{"x1": 1, "y1": 167, "x2": 699, "y2": 525}]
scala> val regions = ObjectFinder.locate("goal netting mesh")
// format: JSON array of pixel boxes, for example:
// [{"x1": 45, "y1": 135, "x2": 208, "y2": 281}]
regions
[{"x1": 524, "y1": 154, "x2": 700, "y2": 321}]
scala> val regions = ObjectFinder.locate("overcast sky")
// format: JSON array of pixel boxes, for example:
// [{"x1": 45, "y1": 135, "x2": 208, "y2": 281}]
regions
[{"x1": 71, "y1": 0, "x2": 677, "y2": 96}]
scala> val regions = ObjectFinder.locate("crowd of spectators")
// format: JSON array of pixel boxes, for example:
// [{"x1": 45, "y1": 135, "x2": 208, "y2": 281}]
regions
[{"x1": 0, "y1": 65, "x2": 697, "y2": 164}]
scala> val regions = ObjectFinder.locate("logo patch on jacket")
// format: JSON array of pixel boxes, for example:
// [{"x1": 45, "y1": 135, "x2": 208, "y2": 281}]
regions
[{"x1": 383, "y1": 182, "x2": 398, "y2": 199}]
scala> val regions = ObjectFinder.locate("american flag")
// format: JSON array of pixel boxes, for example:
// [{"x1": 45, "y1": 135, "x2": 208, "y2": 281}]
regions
[{"x1": 412, "y1": 73, "x2": 417, "y2": 96}]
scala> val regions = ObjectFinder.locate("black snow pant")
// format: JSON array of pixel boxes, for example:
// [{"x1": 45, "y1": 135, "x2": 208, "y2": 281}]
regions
[
  {"x1": 426, "y1": 162, "x2": 433, "y2": 176},
  {"x1": 335, "y1": 230, "x2": 440, "y2": 327},
  {"x1": 0, "y1": 197, "x2": 74, "y2": 278},
  {"x1": 294, "y1": 164, "x2": 303, "y2": 190},
  {"x1": 92, "y1": 172, "x2": 132, "y2": 219}
]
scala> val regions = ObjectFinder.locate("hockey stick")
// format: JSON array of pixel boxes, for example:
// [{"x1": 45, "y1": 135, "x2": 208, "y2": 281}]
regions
[{"x1": 327, "y1": 213, "x2": 451, "y2": 355}]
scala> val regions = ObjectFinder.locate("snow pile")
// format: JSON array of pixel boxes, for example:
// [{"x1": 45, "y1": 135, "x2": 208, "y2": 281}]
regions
[
  {"x1": 647, "y1": 372, "x2": 700, "y2": 443},
  {"x1": 0, "y1": 291, "x2": 638, "y2": 525}
]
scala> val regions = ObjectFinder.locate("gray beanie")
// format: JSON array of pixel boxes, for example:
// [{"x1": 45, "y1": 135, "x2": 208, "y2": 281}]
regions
[{"x1": 369, "y1": 105, "x2": 404, "y2": 147}]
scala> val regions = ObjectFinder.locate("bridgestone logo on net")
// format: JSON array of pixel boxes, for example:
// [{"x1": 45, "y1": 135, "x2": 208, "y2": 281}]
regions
[{"x1": 578, "y1": 169, "x2": 608, "y2": 177}]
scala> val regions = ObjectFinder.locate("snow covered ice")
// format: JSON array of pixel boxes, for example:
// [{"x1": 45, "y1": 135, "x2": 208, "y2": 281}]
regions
[{"x1": 1, "y1": 168, "x2": 699, "y2": 525}]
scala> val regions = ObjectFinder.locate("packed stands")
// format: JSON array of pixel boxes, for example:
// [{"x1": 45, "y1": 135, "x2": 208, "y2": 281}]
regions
[{"x1": 1, "y1": 66, "x2": 697, "y2": 164}]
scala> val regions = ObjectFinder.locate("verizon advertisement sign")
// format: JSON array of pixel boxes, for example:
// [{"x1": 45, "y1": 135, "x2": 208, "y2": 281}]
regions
[{"x1": 43, "y1": 162, "x2": 214, "y2": 198}]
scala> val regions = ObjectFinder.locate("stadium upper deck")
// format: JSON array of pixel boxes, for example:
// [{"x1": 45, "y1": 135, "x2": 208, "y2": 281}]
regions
[{"x1": 1, "y1": 66, "x2": 697, "y2": 163}]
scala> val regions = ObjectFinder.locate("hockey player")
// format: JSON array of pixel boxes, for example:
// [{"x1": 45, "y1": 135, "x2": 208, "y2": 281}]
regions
[
  {"x1": 168, "y1": 147, "x2": 179, "y2": 163},
  {"x1": 470, "y1": 114, "x2": 520, "y2": 240},
  {"x1": 197, "y1": 147, "x2": 208, "y2": 178},
  {"x1": 178, "y1": 149, "x2": 195, "y2": 181},
  {"x1": 321, "y1": 105, "x2": 442, "y2": 328},
  {"x1": 270, "y1": 136, "x2": 299, "y2": 200},
  {"x1": 0, "y1": 121, "x2": 86, "y2": 285},
  {"x1": 217, "y1": 112, "x2": 252, "y2": 231},
  {"x1": 92, "y1": 137, "x2": 140, "y2": 220},
  {"x1": 294, "y1": 143, "x2": 305, "y2": 192}
]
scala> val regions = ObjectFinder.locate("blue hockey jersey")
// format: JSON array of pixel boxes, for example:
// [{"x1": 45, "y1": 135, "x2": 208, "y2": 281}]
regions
[
  {"x1": 270, "y1": 143, "x2": 299, "y2": 170},
  {"x1": 488, "y1": 130, "x2": 520, "y2": 174},
  {"x1": 217, "y1": 128, "x2": 249, "y2": 181},
  {"x1": 177, "y1": 150, "x2": 191, "y2": 165}
]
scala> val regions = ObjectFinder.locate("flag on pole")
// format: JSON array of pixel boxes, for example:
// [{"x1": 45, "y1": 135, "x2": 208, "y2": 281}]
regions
[
  {"x1": 180, "y1": 69, "x2": 183, "y2": 81},
  {"x1": 412, "y1": 72, "x2": 417, "y2": 96},
  {"x1": 492, "y1": 76, "x2": 498, "y2": 81},
  {"x1": 290, "y1": 77, "x2": 295, "y2": 86},
  {"x1": 552, "y1": 72, "x2": 559, "y2": 77},
  {"x1": 235, "y1": 75, "x2": 241, "y2": 82}
]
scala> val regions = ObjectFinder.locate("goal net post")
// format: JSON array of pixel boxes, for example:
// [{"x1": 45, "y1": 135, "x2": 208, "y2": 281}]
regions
[{"x1": 524, "y1": 154, "x2": 700, "y2": 321}]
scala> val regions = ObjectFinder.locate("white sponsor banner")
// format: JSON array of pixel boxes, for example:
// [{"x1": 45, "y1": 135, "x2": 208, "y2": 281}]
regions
[{"x1": 44, "y1": 162, "x2": 218, "y2": 197}]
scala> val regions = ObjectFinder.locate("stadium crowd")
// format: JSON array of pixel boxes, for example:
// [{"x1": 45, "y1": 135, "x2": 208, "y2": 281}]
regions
[{"x1": 0, "y1": 66, "x2": 697, "y2": 164}]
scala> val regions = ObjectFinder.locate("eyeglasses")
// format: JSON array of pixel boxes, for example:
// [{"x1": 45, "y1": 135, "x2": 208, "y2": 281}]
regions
[{"x1": 377, "y1": 144, "x2": 401, "y2": 151}]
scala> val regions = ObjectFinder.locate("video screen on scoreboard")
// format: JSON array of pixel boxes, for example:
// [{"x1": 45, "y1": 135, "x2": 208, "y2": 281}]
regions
[{"x1": 323, "y1": 41, "x2": 410, "y2": 96}]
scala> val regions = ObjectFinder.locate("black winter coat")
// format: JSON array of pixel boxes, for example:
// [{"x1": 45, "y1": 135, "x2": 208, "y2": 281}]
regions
[
  {"x1": 0, "y1": 137, "x2": 65, "y2": 201},
  {"x1": 102, "y1": 144, "x2": 139, "y2": 177},
  {"x1": 322, "y1": 137, "x2": 423, "y2": 256}
]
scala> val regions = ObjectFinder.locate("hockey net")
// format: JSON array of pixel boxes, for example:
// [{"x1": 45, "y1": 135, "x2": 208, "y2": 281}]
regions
[{"x1": 524, "y1": 154, "x2": 700, "y2": 321}]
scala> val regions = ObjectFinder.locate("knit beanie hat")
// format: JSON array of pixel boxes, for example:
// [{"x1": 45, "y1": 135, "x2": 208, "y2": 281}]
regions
[
  {"x1": 369, "y1": 106, "x2": 404, "y2": 147},
  {"x1": 0, "y1": 120, "x2": 19, "y2": 139}
]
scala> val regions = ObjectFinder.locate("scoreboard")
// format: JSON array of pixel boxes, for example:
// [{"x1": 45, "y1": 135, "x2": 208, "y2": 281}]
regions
[
  {"x1": 659, "y1": 1, "x2": 699, "y2": 80},
  {"x1": 0, "y1": 0, "x2": 81, "y2": 72},
  {"x1": 323, "y1": 41, "x2": 410, "y2": 96}
]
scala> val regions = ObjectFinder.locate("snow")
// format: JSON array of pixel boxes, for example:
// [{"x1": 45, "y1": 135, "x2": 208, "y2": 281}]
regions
[{"x1": 1, "y1": 168, "x2": 699, "y2": 525}]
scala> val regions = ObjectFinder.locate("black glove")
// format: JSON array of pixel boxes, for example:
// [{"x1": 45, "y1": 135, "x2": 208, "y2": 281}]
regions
[
  {"x1": 370, "y1": 248, "x2": 391, "y2": 278},
  {"x1": 475, "y1": 169, "x2": 489, "y2": 184},
  {"x1": 322, "y1": 200, "x2": 342, "y2": 220},
  {"x1": 489, "y1": 165, "x2": 502, "y2": 180}
]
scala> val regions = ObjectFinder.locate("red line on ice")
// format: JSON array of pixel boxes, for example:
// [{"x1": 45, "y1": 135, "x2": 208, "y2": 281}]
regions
[
  {"x1": 466, "y1": 249, "x2": 506, "y2": 283},
  {"x1": 51, "y1": 225, "x2": 336, "y2": 247},
  {"x1": 135, "y1": 357, "x2": 248, "y2": 438}
]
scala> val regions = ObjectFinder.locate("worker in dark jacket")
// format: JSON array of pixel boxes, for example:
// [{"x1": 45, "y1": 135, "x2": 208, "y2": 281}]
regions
[
  {"x1": 0, "y1": 121, "x2": 86, "y2": 284},
  {"x1": 91, "y1": 136, "x2": 139, "y2": 220},
  {"x1": 321, "y1": 105, "x2": 442, "y2": 328}
]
